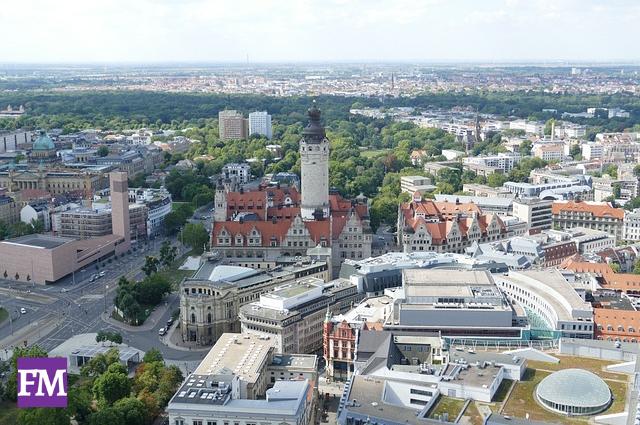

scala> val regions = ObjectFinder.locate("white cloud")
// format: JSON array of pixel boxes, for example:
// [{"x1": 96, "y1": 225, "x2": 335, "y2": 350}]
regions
[{"x1": 0, "y1": 0, "x2": 637, "y2": 62}]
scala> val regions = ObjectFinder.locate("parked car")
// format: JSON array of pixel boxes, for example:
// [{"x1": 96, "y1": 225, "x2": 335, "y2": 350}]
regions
[
  {"x1": 20, "y1": 308, "x2": 27, "y2": 314},
  {"x1": 166, "y1": 318, "x2": 174, "y2": 327},
  {"x1": 158, "y1": 328, "x2": 167, "y2": 336},
  {"x1": 99, "y1": 271, "x2": 106, "y2": 277}
]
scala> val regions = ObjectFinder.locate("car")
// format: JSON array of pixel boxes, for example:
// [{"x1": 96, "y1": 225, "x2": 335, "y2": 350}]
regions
[
  {"x1": 89, "y1": 275, "x2": 96, "y2": 282},
  {"x1": 60, "y1": 288, "x2": 68, "y2": 293},
  {"x1": 166, "y1": 318, "x2": 174, "y2": 327},
  {"x1": 158, "y1": 328, "x2": 167, "y2": 336},
  {"x1": 20, "y1": 308, "x2": 27, "y2": 314},
  {"x1": 99, "y1": 271, "x2": 106, "y2": 277}
]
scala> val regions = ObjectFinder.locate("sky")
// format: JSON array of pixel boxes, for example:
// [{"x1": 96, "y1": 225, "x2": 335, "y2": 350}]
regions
[{"x1": 1, "y1": 0, "x2": 638, "y2": 63}]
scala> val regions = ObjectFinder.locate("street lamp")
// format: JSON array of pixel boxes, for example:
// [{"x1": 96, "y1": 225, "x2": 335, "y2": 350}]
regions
[{"x1": 104, "y1": 284, "x2": 109, "y2": 313}]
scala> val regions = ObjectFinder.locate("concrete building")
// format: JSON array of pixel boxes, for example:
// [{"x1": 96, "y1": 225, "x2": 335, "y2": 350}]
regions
[
  {"x1": 0, "y1": 193, "x2": 20, "y2": 225},
  {"x1": 222, "y1": 163, "x2": 251, "y2": 185},
  {"x1": 128, "y1": 187, "x2": 172, "y2": 237},
  {"x1": 512, "y1": 198, "x2": 553, "y2": 232},
  {"x1": 248, "y1": 111, "x2": 272, "y2": 139},
  {"x1": 0, "y1": 172, "x2": 131, "y2": 284},
  {"x1": 462, "y1": 184, "x2": 514, "y2": 198},
  {"x1": 219, "y1": 110, "x2": 249, "y2": 141},
  {"x1": 57, "y1": 203, "x2": 147, "y2": 241},
  {"x1": 0, "y1": 130, "x2": 32, "y2": 153},
  {"x1": 167, "y1": 333, "x2": 316, "y2": 425},
  {"x1": 239, "y1": 277, "x2": 361, "y2": 354},
  {"x1": 495, "y1": 270, "x2": 594, "y2": 338},
  {"x1": 552, "y1": 201, "x2": 624, "y2": 241},
  {"x1": 434, "y1": 194, "x2": 513, "y2": 214},
  {"x1": 180, "y1": 260, "x2": 330, "y2": 346},
  {"x1": 463, "y1": 152, "x2": 520, "y2": 173},
  {"x1": 504, "y1": 180, "x2": 583, "y2": 198},
  {"x1": 624, "y1": 209, "x2": 640, "y2": 242},
  {"x1": 582, "y1": 142, "x2": 604, "y2": 160},
  {"x1": 532, "y1": 142, "x2": 565, "y2": 161},
  {"x1": 400, "y1": 176, "x2": 436, "y2": 195}
]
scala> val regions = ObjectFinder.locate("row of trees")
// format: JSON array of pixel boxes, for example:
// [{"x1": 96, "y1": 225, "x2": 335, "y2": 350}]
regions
[{"x1": 113, "y1": 274, "x2": 171, "y2": 324}]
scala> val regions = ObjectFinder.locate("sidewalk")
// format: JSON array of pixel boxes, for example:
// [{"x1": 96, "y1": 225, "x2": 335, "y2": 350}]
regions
[
  {"x1": 162, "y1": 317, "x2": 210, "y2": 352},
  {"x1": 101, "y1": 293, "x2": 177, "y2": 332}
]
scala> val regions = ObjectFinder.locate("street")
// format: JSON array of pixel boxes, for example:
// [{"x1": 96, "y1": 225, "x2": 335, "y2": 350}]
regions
[{"x1": 0, "y1": 236, "x2": 204, "y2": 363}]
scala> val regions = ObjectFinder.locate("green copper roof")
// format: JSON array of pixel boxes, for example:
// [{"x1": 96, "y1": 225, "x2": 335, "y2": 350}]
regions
[{"x1": 32, "y1": 132, "x2": 55, "y2": 151}]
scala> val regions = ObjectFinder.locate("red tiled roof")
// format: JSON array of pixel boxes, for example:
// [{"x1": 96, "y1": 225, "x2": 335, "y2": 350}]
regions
[{"x1": 552, "y1": 201, "x2": 624, "y2": 220}]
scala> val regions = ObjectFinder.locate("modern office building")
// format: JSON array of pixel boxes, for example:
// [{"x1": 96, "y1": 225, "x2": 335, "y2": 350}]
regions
[
  {"x1": 0, "y1": 130, "x2": 32, "y2": 153},
  {"x1": 494, "y1": 270, "x2": 594, "y2": 338},
  {"x1": 180, "y1": 260, "x2": 330, "y2": 346},
  {"x1": 167, "y1": 333, "x2": 317, "y2": 425},
  {"x1": 57, "y1": 203, "x2": 147, "y2": 241},
  {"x1": 128, "y1": 187, "x2": 172, "y2": 237},
  {"x1": 219, "y1": 110, "x2": 249, "y2": 141},
  {"x1": 400, "y1": 176, "x2": 436, "y2": 195},
  {"x1": 512, "y1": 198, "x2": 553, "y2": 232},
  {"x1": 239, "y1": 277, "x2": 361, "y2": 354},
  {"x1": 248, "y1": 111, "x2": 273, "y2": 139}
]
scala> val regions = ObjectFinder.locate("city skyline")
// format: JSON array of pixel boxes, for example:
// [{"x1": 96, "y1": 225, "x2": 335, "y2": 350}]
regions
[{"x1": 1, "y1": 0, "x2": 639, "y2": 63}]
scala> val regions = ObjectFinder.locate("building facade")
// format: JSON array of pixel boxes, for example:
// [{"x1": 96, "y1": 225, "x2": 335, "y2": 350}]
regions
[
  {"x1": 248, "y1": 111, "x2": 272, "y2": 139},
  {"x1": 552, "y1": 201, "x2": 624, "y2": 241},
  {"x1": 219, "y1": 110, "x2": 249, "y2": 141}
]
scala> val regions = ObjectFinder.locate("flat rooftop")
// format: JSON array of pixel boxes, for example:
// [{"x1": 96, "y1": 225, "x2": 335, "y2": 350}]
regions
[
  {"x1": 271, "y1": 354, "x2": 317, "y2": 370},
  {"x1": 403, "y1": 269, "x2": 493, "y2": 287},
  {"x1": 194, "y1": 333, "x2": 273, "y2": 384},
  {"x1": 2, "y1": 234, "x2": 74, "y2": 249}
]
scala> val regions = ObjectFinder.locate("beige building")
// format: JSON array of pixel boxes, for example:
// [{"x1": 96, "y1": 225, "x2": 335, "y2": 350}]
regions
[
  {"x1": 0, "y1": 168, "x2": 107, "y2": 197},
  {"x1": 0, "y1": 172, "x2": 131, "y2": 284},
  {"x1": 219, "y1": 110, "x2": 248, "y2": 141},
  {"x1": 239, "y1": 277, "x2": 361, "y2": 354},
  {"x1": 180, "y1": 260, "x2": 330, "y2": 346},
  {"x1": 552, "y1": 201, "x2": 625, "y2": 241},
  {"x1": 400, "y1": 175, "x2": 436, "y2": 194}
]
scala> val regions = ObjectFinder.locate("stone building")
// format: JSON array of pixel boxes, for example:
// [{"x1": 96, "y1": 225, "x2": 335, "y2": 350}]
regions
[
  {"x1": 180, "y1": 260, "x2": 329, "y2": 346},
  {"x1": 397, "y1": 193, "x2": 506, "y2": 254},
  {"x1": 211, "y1": 105, "x2": 372, "y2": 277},
  {"x1": 0, "y1": 167, "x2": 107, "y2": 197},
  {"x1": 239, "y1": 277, "x2": 361, "y2": 354},
  {"x1": 552, "y1": 200, "x2": 624, "y2": 241}
]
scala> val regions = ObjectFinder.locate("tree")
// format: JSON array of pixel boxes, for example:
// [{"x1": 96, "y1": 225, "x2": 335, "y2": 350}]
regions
[
  {"x1": 93, "y1": 368, "x2": 131, "y2": 407},
  {"x1": 18, "y1": 407, "x2": 70, "y2": 425},
  {"x1": 610, "y1": 263, "x2": 621, "y2": 273},
  {"x1": 486, "y1": 173, "x2": 508, "y2": 188},
  {"x1": 603, "y1": 164, "x2": 618, "y2": 179},
  {"x1": 97, "y1": 145, "x2": 110, "y2": 157},
  {"x1": 136, "y1": 274, "x2": 171, "y2": 305},
  {"x1": 87, "y1": 407, "x2": 123, "y2": 425},
  {"x1": 5, "y1": 345, "x2": 48, "y2": 401},
  {"x1": 182, "y1": 223, "x2": 209, "y2": 255},
  {"x1": 613, "y1": 183, "x2": 622, "y2": 199},
  {"x1": 113, "y1": 397, "x2": 146, "y2": 425},
  {"x1": 81, "y1": 347, "x2": 120, "y2": 377},
  {"x1": 143, "y1": 348, "x2": 164, "y2": 364},
  {"x1": 142, "y1": 256, "x2": 160, "y2": 276},
  {"x1": 634, "y1": 260, "x2": 640, "y2": 275},
  {"x1": 96, "y1": 331, "x2": 123, "y2": 345},
  {"x1": 519, "y1": 140, "x2": 532, "y2": 156},
  {"x1": 159, "y1": 241, "x2": 177, "y2": 268},
  {"x1": 634, "y1": 164, "x2": 640, "y2": 178}
]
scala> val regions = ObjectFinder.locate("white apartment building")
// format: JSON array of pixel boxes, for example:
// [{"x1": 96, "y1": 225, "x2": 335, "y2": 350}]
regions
[
  {"x1": 509, "y1": 120, "x2": 544, "y2": 135},
  {"x1": 463, "y1": 152, "x2": 521, "y2": 173},
  {"x1": 582, "y1": 142, "x2": 604, "y2": 160},
  {"x1": 222, "y1": 162, "x2": 252, "y2": 185},
  {"x1": 248, "y1": 111, "x2": 273, "y2": 139},
  {"x1": 624, "y1": 209, "x2": 640, "y2": 242},
  {"x1": 400, "y1": 175, "x2": 436, "y2": 194}
]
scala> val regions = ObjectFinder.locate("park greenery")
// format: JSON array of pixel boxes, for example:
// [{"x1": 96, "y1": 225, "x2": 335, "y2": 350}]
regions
[
  {"x1": 113, "y1": 274, "x2": 171, "y2": 325},
  {"x1": 0, "y1": 345, "x2": 183, "y2": 425}
]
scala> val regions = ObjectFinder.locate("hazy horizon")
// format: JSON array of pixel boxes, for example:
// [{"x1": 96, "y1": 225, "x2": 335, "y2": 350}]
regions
[{"x1": 1, "y1": 0, "x2": 639, "y2": 63}]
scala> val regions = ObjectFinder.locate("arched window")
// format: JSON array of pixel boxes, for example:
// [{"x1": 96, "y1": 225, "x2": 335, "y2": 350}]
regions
[{"x1": 191, "y1": 313, "x2": 196, "y2": 324}]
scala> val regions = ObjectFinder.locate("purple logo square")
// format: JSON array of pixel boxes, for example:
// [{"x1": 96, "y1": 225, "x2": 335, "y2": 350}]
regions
[{"x1": 17, "y1": 357, "x2": 68, "y2": 408}]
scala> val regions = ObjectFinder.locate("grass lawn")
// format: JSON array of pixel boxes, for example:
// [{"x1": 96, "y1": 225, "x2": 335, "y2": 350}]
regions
[
  {"x1": 0, "y1": 400, "x2": 19, "y2": 425},
  {"x1": 428, "y1": 396, "x2": 466, "y2": 421},
  {"x1": 502, "y1": 367, "x2": 628, "y2": 424},
  {"x1": 0, "y1": 307, "x2": 8, "y2": 325},
  {"x1": 527, "y1": 355, "x2": 627, "y2": 381},
  {"x1": 464, "y1": 402, "x2": 485, "y2": 425},
  {"x1": 360, "y1": 148, "x2": 391, "y2": 158}
]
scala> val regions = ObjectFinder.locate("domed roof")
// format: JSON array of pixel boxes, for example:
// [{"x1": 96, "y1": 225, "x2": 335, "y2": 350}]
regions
[
  {"x1": 32, "y1": 132, "x2": 55, "y2": 151},
  {"x1": 536, "y1": 369, "x2": 610, "y2": 409}
]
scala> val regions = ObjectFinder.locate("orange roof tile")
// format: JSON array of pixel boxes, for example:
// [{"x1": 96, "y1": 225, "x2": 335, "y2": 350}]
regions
[{"x1": 552, "y1": 201, "x2": 624, "y2": 220}]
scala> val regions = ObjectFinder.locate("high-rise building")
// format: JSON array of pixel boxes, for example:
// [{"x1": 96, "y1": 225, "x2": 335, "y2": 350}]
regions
[
  {"x1": 299, "y1": 103, "x2": 330, "y2": 219},
  {"x1": 218, "y1": 110, "x2": 248, "y2": 141},
  {"x1": 248, "y1": 111, "x2": 272, "y2": 139},
  {"x1": 110, "y1": 171, "x2": 131, "y2": 251}
]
